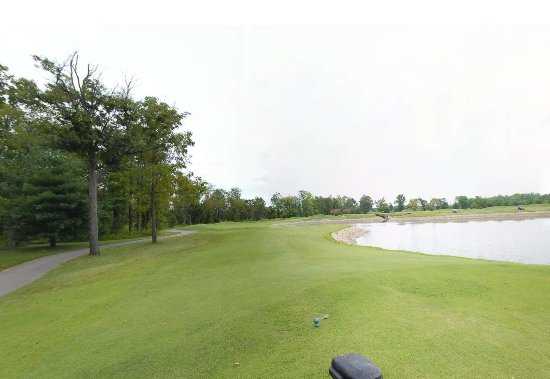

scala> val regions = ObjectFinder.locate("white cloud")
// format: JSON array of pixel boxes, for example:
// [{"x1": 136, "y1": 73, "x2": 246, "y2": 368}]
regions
[{"x1": 2, "y1": 18, "x2": 550, "y2": 202}]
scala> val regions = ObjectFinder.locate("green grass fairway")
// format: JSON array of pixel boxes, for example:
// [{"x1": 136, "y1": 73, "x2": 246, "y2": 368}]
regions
[{"x1": 2, "y1": 222, "x2": 550, "y2": 378}]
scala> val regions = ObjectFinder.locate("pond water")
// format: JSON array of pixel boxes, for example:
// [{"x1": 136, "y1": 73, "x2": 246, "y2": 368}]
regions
[{"x1": 355, "y1": 218, "x2": 550, "y2": 264}]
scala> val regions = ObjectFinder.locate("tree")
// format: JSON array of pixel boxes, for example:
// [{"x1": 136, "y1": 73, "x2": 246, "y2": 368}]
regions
[
  {"x1": 171, "y1": 173, "x2": 208, "y2": 225},
  {"x1": 0, "y1": 74, "x2": 87, "y2": 247},
  {"x1": 470, "y1": 196, "x2": 487, "y2": 209},
  {"x1": 279, "y1": 195, "x2": 300, "y2": 218},
  {"x1": 227, "y1": 187, "x2": 246, "y2": 221},
  {"x1": 406, "y1": 198, "x2": 419, "y2": 210},
  {"x1": 418, "y1": 198, "x2": 428, "y2": 211},
  {"x1": 31, "y1": 53, "x2": 130, "y2": 255},
  {"x1": 359, "y1": 195, "x2": 373, "y2": 213},
  {"x1": 375, "y1": 197, "x2": 390, "y2": 213},
  {"x1": 22, "y1": 151, "x2": 87, "y2": 246},
  {"x1": 298, "y1": 190, "x2": 316, "y2": 217},
  {"x1": 428, "y1": 198, "x2": 448, "y2": 210},
  {"x1": 343, "y1": 197, "x2": 357, "y2": 213},
  {"x1": 0, "y1": 65, "x2": 22, "y2": 245},
  {"x1": 395, "y1": 194, "x2": 406, "y2": 212},
  {"x1": 248, "y1": 197, "x2": 266, "y2": 220},
  {"x1": 270, "y1": 193, "x2": 282, "y2": 218},
  {"x1": 314, "y1": 195, "x2": 335, "y2": 215},
  {"x1": 135, "y1": 96, "x2": 192, "y2": 242},
  {"x1": 203, "y1": 188, "x2": 227, "y2": 223},
  {"x1": 455, "y1": 196, "x2": 470, "y2": 209}
]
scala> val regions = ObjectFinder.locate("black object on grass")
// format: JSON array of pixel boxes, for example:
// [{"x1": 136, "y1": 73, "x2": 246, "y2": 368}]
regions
[{"x1": 329, "y1": 353, "x2": 382, "y2": 379}]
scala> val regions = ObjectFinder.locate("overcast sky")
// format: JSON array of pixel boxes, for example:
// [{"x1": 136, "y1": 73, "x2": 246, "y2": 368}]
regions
[{"x1": 3, "y1": 7, "x2": 550, "y2": 202}]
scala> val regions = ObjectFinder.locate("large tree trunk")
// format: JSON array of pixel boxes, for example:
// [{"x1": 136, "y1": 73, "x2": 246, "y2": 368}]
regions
[
  {"x1": 128, "y1": 201, "x2": 133, "y2": 234},
  {"x1": 88, "y1": 153, "x2": 100, "y2": 256},
  {"x1": 150, "y1": 173, "x2": 157, "y2": 243},
  {"x1": 48, "y1": 235, "x2": 57, "y2": 248},
  {"x1": 6, "y1": 229, "x2": 17, "y2": 249}
]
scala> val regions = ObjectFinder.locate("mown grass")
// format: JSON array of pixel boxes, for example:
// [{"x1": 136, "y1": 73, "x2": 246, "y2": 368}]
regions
[{"x1": 1, "y1": 221, "x2": 550, "y2": 378}]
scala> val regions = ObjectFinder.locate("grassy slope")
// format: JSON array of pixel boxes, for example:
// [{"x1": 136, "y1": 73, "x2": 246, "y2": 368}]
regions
[{"x1": 2, "y1": 223, "x2": 550, "y2": 378}]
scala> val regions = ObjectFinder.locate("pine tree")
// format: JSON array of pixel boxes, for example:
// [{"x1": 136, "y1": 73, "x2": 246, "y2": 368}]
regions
[{"x1": 23, "y1": 152, "x2": 87, "y2": 246}]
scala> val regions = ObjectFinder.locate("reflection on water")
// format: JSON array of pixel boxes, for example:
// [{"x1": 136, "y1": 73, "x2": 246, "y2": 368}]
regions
[{"x1": 355, "y1": 218, "x2": 550, "y2": 264}]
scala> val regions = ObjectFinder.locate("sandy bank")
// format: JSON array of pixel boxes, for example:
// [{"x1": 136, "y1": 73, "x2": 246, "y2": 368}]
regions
[{"x1": 331, "y1": 225, "x2": 368, "y2": 245}]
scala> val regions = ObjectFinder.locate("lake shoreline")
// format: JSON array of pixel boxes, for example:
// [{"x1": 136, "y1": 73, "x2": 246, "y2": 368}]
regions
[
  {"x1": 330, "y1": 211, "x2": 550, "y2": 245},
  {"x1": 331, "y1": 225, "x2": 369, "y2": 245}
]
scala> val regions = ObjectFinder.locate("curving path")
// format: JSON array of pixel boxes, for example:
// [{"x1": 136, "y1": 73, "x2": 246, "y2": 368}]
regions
[{"x1": 0, "y1": 229, "x2": 194, "y2": 298}]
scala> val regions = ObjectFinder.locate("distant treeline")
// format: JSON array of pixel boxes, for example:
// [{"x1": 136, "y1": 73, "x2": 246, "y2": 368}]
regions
[
  {"x1": 1, "y1": 55, "x2": 549, "y2": 250},
  {"x1": 181, "y1": 191, "x2": 550, "y2": 223},
  {"x1": 453, "y1": 193, "x2": 550, "y2": 209}
]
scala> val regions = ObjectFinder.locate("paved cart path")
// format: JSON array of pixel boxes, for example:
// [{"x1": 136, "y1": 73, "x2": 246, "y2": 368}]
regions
[{"x1": 0, "y1": 229, "x2": 195, "y2": 298}]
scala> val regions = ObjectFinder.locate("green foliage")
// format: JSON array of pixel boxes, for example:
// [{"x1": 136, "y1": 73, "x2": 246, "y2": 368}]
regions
[
  {"x1": 249, "y1": 197, "x2": 267, "y2": 220},
  {"x1": 395, "y1": 194, "x2": 406, "y2": 211},
  {"x1": 128, "y1": 96, "x2": 193, "y2": 241},
  {"x1": 298, "y1": 190, "x2": 317, "y2": 217},
  {"x1": 452, "y1": 193, "x2": 550, "y2": 209},
  {"x1": 0, "y1": 67, "x2": 87, "y2": 246},
  {"x1": 201, "y1": 188, "x2": 228, "y2": 223},
  {"x1": 0, "y1": 122, "x2": 87, "y2": 246},
  {"x1": 21, "y1": 152, "x2": 87, "y2": 246},
  {"x1": 1, "y1": 58, "x2": 198, "y2": 247},
  {"x1": 227, "y1": 187, "x2": 245, "y2": 221},
  {"x1": 168, "y1": 188, "x2": 550, "y2": 224},
  {"x1": 428, "y1": 197, "x2": 449, "y2": 210},
  {"x1": 31, "y1": 53, "x2": 127, "y2": 160},
  {"x1": 171, "y1": 174, "x2": 209, "y2": 225},
  {"x1": 359, "y1": 195, "x2": 373, "y2": 213},
  {"x1": 375, "y1": 197, "x2": 390, "y2": 213}
]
